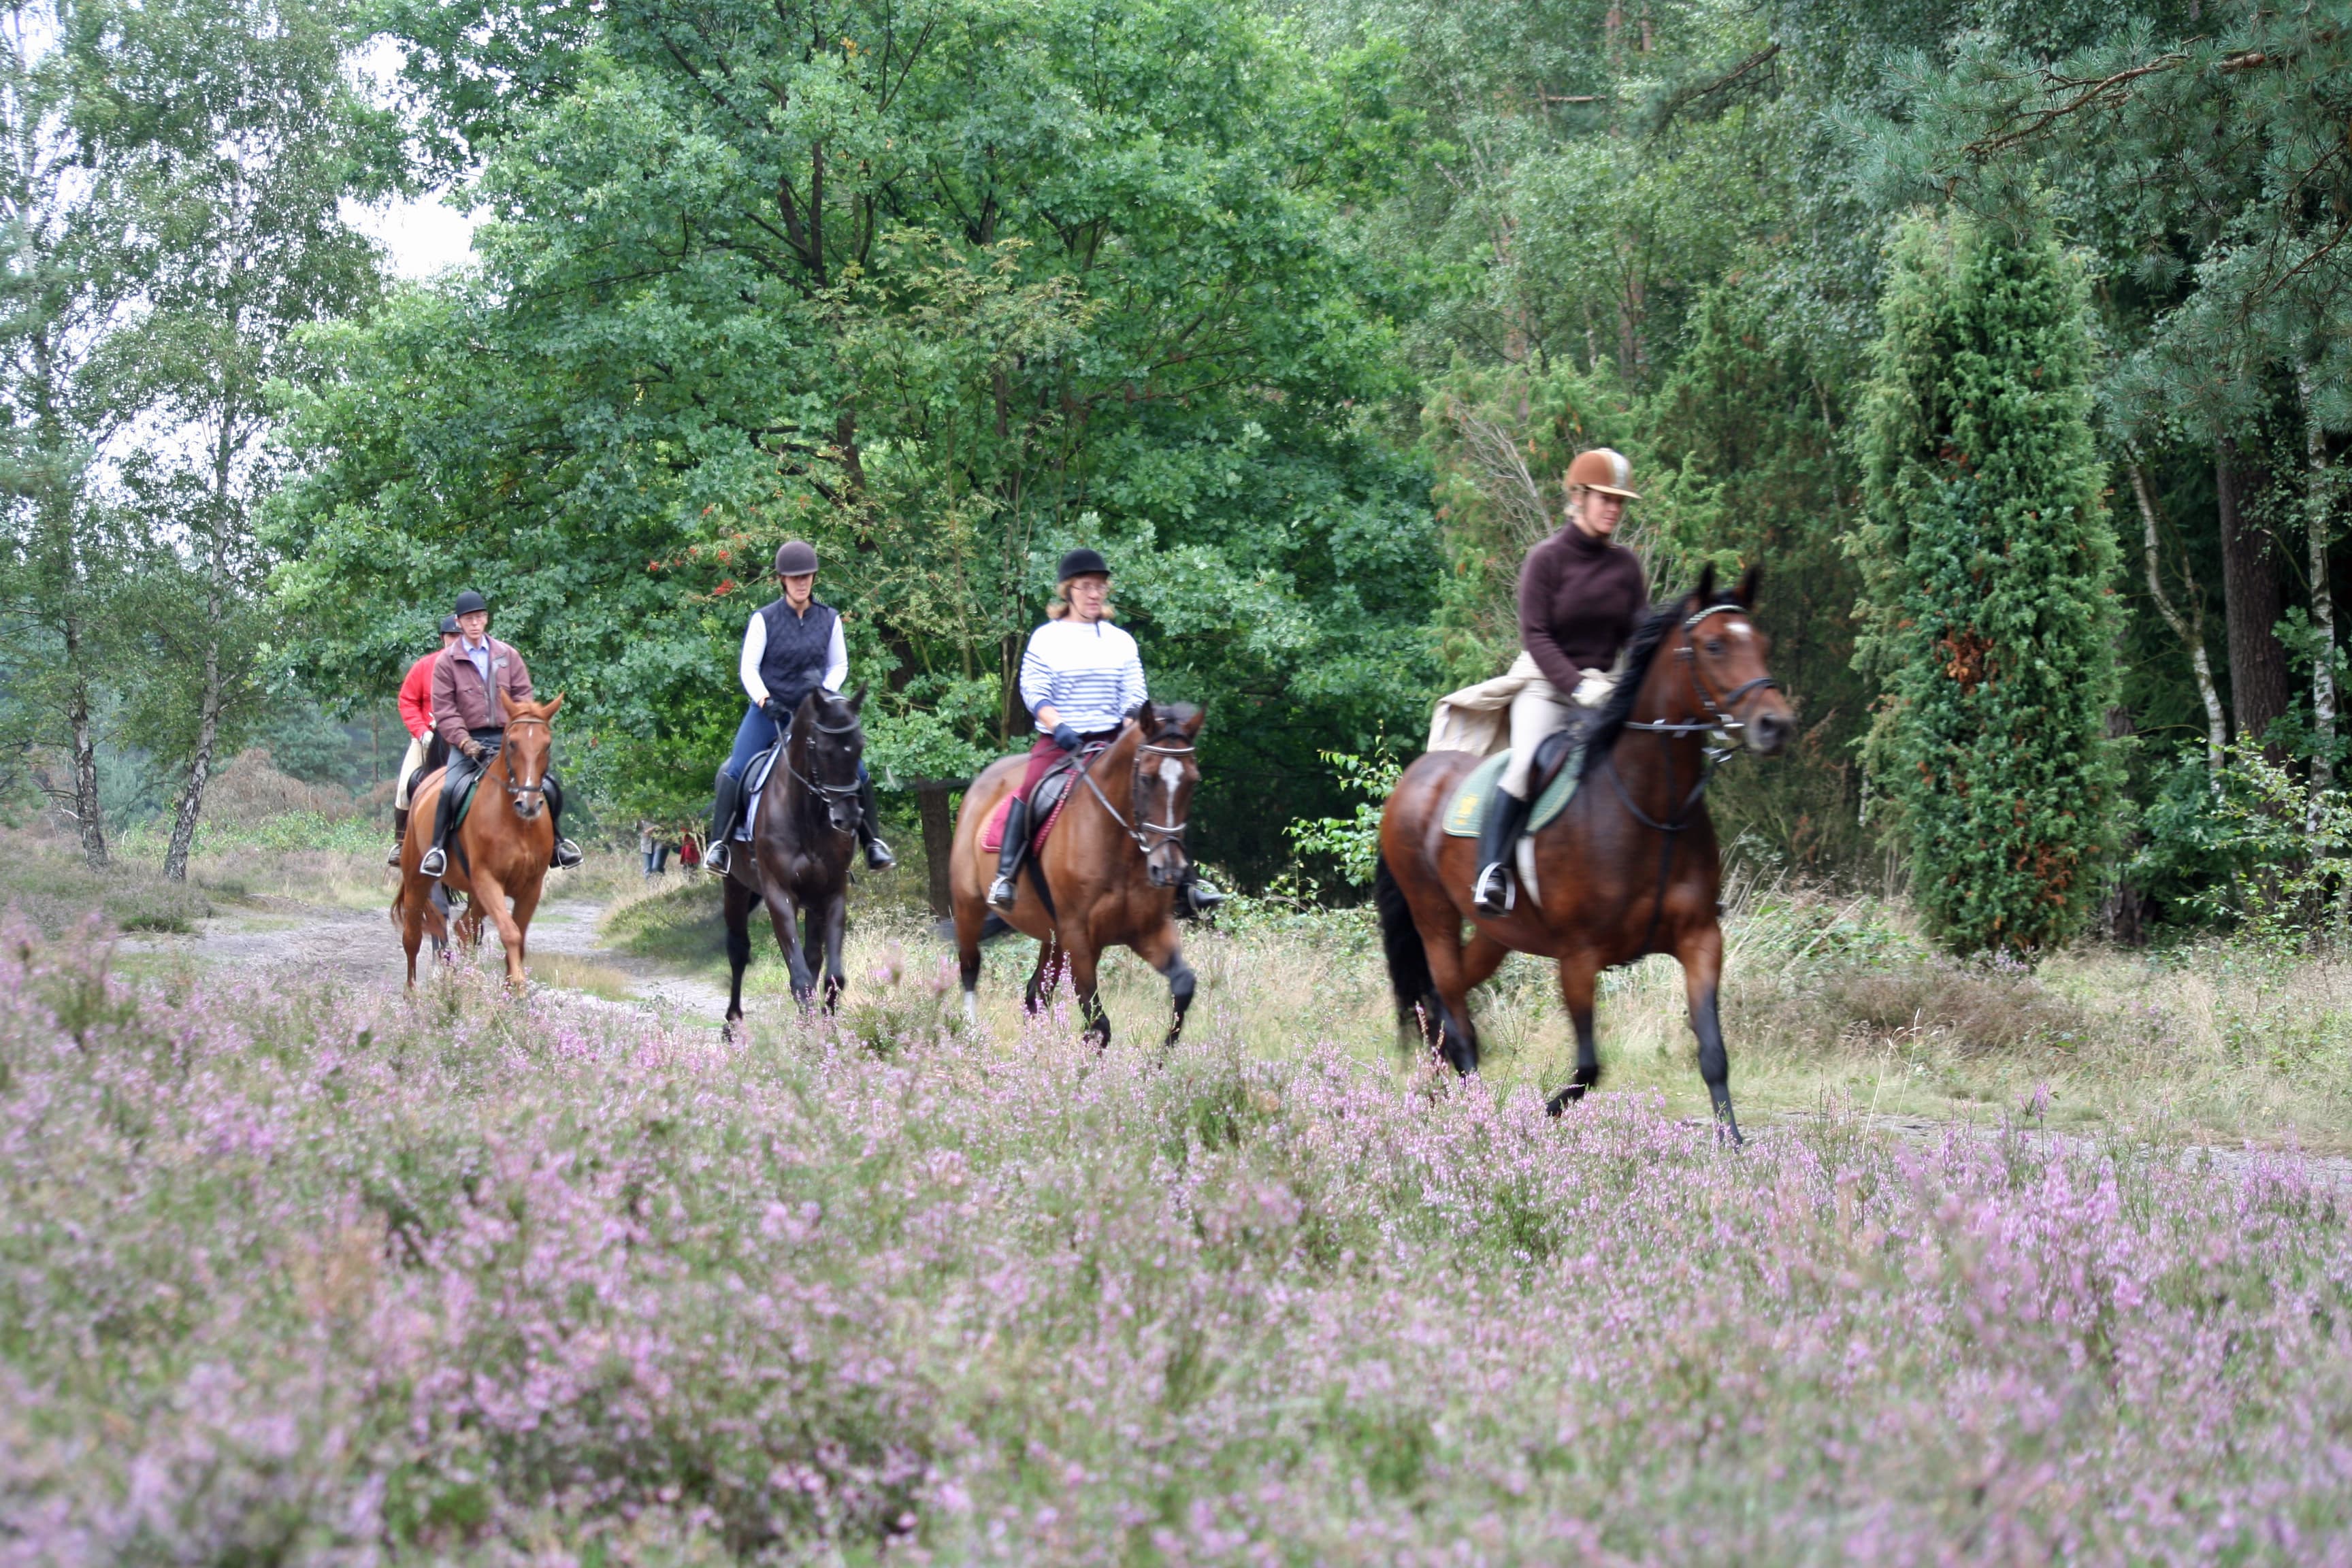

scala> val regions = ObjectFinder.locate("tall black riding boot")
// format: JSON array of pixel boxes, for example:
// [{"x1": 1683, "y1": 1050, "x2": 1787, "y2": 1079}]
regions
[
  {"x1": 419, "y1": 772, "x2": 461, "y2": 879},
  {"x1": 387, "y1": 807, "x2": 408, "y2": 868},
  {"x1": 855, "y1": 773, "x2": 896, "y2": 870},
  {"x1": 544, "y1": 773, "x2": 583, "y2": 869},
  {"x1": 987, "y1": 798, "x2": 1030, "y2": 909},
  {"x1": 705, "y1": 768, "x2": 745, "y2": 876},
  {"x1": 1471, "y1": 785, "x2": 1531, "y2": 916}
]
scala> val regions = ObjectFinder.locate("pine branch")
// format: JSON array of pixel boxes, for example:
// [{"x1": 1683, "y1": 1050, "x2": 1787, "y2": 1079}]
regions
[{"x1": 1649, "y1": 43, "x2": 1780, "y2": 133}]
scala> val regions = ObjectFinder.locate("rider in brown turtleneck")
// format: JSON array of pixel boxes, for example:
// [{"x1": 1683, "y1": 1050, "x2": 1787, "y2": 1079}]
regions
[{"x1": 1473, "y1": 448, "x2": 1648, "y2": 916}]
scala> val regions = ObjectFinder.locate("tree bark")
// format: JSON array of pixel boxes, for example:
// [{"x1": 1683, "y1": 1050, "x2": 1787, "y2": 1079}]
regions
[
  {"x1": 164, "y1": 633, "x2": 223, "y2": 883},
  {"x1": 917, "y1": 784, "x2": 956, "y2": 916},
  {"x1": 2219, "y1": 438, "x2": 2291, "y2": 759},
  {"x1": 2129, "y1": 457, "x2": 2226, "y2": 784},
  {"x1": 2301, "y1": 364, "x2": 2340, "y2": 812},
  {"x1": 64, "y1": 659, "x2": 105, "y2": 870}
]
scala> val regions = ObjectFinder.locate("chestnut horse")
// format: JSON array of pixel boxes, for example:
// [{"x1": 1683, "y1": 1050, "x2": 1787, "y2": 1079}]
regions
[
  {"x1": 720, "y1": 685, "x2": 868, "y2": 1027},
  {"x1": 1375, "y1": 568, "x2": 1792, "y2": 1143},
  {"x1": 393, "y1": 695, "x2": 564, "y2": 989},
  {"x1": 949, "y1": 703, "x2": 1207, "y2": 1047}
]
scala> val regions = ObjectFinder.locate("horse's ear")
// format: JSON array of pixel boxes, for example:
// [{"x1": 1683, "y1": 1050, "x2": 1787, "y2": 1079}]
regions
[
  {"x1": 1179, "y1": 702, "x2": 1205, "y2": 738},
  {"x1": 1735, "y1": 564, "x2": 1761, "y2": 609},
  {"x1": 1693, "y1": 564, "x2": 1716, "y2": 606},
  {"x1": 544, "y1": 692, "x2": 565, "y2": 717},
  {"x1": 849, "y1": 681, "x2": 868, "y2": 713}
]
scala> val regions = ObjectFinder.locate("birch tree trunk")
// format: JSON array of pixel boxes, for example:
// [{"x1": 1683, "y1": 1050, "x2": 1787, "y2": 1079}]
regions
[
  {"x1": 163, "y1": 619, "x2": 223, "y2": 882},
  {"x1": 64, "y1": 657, "x2": 105, "y2": 870},
  {"x1": 2128, "y1": 457, "x2": 2226, "y2": 786},
  {"x1": 2302, "y1": 363, "x2": 2340, "y2": 818}
]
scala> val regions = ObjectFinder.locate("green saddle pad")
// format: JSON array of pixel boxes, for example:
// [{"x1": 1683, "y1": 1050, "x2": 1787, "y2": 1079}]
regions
[{"x1": 1441, "y1": 746, "x2": 1584, "y2": 838}]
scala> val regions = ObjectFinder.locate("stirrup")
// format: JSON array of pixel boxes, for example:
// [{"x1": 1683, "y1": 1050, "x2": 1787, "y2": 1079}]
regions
[
  {"x1": 863, "y1": 836, "x2": 896, "y2": 870},
  {"x1": 704, "y1": 840, "x2": 732, "y2": 875},
  {"x1": 419, "y1": 845, "x2": 448, "y2": 879},
  {"x1": 987, "y1": 872, "x2": 1019, "y2": 910},
  {"x1": 1471, "y1": 862, "x2": 1516, "y2": 915},
  {"x1": 553, "y1": 838, "x2": 583, "y2": 870},
  {"x1": 385, "y1": 840, "x2": 404, "y2": 869}
]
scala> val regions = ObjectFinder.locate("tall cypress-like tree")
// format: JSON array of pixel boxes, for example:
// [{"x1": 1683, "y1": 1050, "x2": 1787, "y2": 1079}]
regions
[{"x1": 1853, "y1": 208, "x2": 2121, "y2": 954}]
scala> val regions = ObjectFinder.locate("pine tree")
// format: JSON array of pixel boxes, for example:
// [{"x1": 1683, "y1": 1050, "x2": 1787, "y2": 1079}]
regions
[{"x1": 1852, "y1": 208, "x2": 2121, "y2": 955}]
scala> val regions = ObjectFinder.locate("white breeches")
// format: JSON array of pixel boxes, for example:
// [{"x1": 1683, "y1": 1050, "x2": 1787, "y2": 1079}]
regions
[
  {"x1": 1499, "y1": 658, "x2": 1616, "y2": 798},
  {"x1": 393, "y1": 733, "x2": 429, "y2": 809},
  {"x1": 1500, "y1": 678, "x2": 1575, "y2": 798}
]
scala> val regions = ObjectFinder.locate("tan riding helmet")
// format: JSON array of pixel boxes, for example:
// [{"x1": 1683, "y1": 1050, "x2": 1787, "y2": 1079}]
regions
[{"x1": 1565, "y1": 447, "x2": 1641, "y2": 500}]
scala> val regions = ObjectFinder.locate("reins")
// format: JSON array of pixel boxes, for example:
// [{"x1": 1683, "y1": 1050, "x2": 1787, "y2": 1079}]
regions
[{"x1": 784, "y1": 710, "x2": 864, "y2": 826}]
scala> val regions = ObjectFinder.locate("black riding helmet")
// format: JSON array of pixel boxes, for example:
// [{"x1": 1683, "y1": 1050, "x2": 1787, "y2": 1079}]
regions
[
  {"x1": 439, "y1": 615, "x2": 459, "y2": 636},
  {"x1": 452, "y1": 589, "x2": 488, "y2": 616},
  {"x1": 774, "y1": 540, "x2": 818, "y2": 576},
  {"x1": 1057, "y1": 546, "x2": 1109, "y2": 581}
]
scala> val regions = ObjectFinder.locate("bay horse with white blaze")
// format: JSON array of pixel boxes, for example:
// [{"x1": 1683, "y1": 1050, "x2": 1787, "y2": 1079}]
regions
[
  {"x1": 949, "y1": 702, "x2": 1207, "y2": 1047},
  {"x1": 394, "y1": 694, "x2": 565, "y2": 989},
  {"x1": 1375, "y1": 568, "x2": 1793, "y2": 1143},
  {"x1": 721, "y1": 685, "x2": 870, "y2": 1026}
]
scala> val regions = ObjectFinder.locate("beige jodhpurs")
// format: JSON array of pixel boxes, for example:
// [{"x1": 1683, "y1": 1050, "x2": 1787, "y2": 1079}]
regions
[
  {"x1": 1499, "y1": 651, "x2": 1614, "y2": 798},
  {"x1": 393, "y1": 732, "x2": 430, "y2": 810}
]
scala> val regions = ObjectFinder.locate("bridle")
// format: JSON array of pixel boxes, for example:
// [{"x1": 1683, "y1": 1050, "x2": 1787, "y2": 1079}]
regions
[
  {"x1": 497, "y1": 715, "x2": 552, "y2": 806},
  {"x1": 787, "y1": 711, "x2": 865, "y2": 824},
  {"x1": 1075, "y1": 727, "x2": 1197, "y2": 861},
  {"x1": 1620, "y1": 603, "x2": 1783, "y2": 752}
]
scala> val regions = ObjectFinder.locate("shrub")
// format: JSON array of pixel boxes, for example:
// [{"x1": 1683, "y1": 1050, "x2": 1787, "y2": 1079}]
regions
[{"x1": 1852, "y1": 206, "x2": 2122, "y2": 955}]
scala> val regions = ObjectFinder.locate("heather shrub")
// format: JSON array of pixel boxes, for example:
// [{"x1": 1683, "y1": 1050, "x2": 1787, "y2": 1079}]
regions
[{"x1": 5, "y1": 919, "x2": 2352, "y2": 1561}]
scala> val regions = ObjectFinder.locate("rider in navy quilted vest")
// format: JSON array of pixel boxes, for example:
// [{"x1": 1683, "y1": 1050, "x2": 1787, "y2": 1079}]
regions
[{"x1": 704, "y1": 540, "x2": 894, "y2": 877}]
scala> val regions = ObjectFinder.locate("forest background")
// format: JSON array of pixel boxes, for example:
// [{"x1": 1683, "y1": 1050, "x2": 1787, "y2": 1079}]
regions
[{"x1": 7, "y1": 0, "x2": 2349, "y2": 947}]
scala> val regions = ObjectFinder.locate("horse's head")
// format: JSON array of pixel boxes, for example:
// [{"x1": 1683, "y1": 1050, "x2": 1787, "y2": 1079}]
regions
[
  {"x1": 500, "y1": 693, "x2": 564, "y2": 818},
  {"x1": 1130, "y1": 700, "x2": 1205, "y2": 888},
  {"x1": 1678, "y1": 566, "x2": 1793, "y2": 755},
  {"x1": 802, "y1": 685, "x2": 868, "y2": 836}
]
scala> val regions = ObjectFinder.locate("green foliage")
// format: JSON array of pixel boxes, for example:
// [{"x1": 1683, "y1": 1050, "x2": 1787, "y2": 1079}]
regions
[
  {"x1": 272, "y1": 0, "x2": 1440, "y2": 869},
  {"x1": 1853, "y1": 207, "x2": 2122, "y2": 954},
  {"x1": 1284, "y1": 746, "x2": 1403, "y2": 886}
]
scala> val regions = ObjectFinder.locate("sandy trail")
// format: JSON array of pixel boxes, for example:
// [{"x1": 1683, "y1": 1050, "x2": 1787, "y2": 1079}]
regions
[{"x1": 118, "y1": 881, "x2": 736, "y2": 1024}]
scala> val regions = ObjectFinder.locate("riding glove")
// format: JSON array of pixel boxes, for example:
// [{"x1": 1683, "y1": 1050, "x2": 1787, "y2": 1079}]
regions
[
  {"x1": 1051, "y1": 722, "x2": 1082, "y2": 751},
  {"x1": 763, "y1": 698, "x2": 791, "y2": 725}
]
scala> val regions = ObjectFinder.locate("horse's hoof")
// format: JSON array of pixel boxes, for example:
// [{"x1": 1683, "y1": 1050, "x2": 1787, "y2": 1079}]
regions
[{"x1": 1546, "y1": 1083, "x2": 1588, "y2": 1117}]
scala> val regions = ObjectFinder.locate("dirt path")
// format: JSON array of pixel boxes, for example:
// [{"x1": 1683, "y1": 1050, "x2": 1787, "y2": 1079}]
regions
[{"x1": 118, "y1": 887, "x2": 735, "y2": 1023}]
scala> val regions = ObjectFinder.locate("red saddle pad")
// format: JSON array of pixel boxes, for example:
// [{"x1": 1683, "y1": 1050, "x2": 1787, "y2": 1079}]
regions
[{"x1": 979, "y1": 773, "x2": 1081, "y2": 853}]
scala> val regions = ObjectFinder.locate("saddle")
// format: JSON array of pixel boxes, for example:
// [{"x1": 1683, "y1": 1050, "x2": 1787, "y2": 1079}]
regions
[
  {"x1": 735, "y1": 741, "x2": 785, "y2": 841},
  {"x1": 979, "y1": 749, "x2": 1092, "y2": 853},
  {"x1": 1441, "y1": 721, "x2": 1588, "y2": 840}
]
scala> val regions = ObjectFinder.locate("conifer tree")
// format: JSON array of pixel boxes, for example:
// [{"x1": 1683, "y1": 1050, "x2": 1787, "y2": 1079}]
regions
[{"x1": 1853, "y1": 208, "x2": 2121, "y2": 954}]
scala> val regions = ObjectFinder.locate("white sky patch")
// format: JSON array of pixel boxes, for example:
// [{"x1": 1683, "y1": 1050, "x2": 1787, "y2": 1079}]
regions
[
  {"x1": 342, "y1": 35, "x2": 480, "y2": 280},
  {"x1": 343, "y1": 191, "x2": 479, "y2": 280}
]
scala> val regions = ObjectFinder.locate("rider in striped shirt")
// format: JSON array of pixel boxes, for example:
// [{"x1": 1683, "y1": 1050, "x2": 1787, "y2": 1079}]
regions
[{"x1": 988, "y1": 549, "x2": 1219, "y2": 917}]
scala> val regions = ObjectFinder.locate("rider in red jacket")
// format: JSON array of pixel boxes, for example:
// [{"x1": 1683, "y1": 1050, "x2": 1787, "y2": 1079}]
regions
[{"x1": 389, "y1": 616, "x2": 459, "y2": 866}]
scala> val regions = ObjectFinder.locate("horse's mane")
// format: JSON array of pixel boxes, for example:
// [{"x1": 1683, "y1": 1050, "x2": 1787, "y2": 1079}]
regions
[{"x1": 1575, "y1": 585, "x2": 1735, "y2": 779}]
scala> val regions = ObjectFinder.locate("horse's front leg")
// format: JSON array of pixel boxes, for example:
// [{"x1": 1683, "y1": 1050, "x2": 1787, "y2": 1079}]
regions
[
  {"x1": 1677, "y1": 919, "x2": 1740, "y2": 1146},
  {"x1": 817, "y1": 892, "x2": 847, "y2": 1014},
  {"x1": 1132, "y1": 919, "x2": 1196, "y2": 1049},
  {"x1": 722, "y1": 874, "x2": 755, "y2": 1032},
  {"x1": 1545, "y1": 949, "x2": 1604, "y2": 1116},
  {"x1": 472, "y1": 868, "x2": 525, "y2": 990},
  {"x1": 506, "y1": 871, "x2": 544, "y2": 987},
  {"x1": 759, "y1": 874, "x2": 817, "y2": 1010},
  {"x1": 1065, "y1": 938, "x2": 1109, "y2": 1049}
]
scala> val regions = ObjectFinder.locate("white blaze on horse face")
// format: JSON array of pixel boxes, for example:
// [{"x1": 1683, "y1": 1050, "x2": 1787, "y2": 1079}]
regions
[
  {"x1": 1727, "y1": 620, "x2": 1754, "y2": 639},
  {"x1": 1158, "y1": 755, "x2": 1183, "y2": 793}
]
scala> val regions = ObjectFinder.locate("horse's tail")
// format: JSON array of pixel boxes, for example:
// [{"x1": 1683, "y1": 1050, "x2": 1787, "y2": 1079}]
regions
[{"x1": 1373, "y1": 852, "x2": 1435, "y2": 1043}]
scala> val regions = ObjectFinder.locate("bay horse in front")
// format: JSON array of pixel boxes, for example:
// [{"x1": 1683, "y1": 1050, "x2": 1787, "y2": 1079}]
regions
[{"x1": 1375, "y1": 566, "x2": 1793, "y2": 1143}]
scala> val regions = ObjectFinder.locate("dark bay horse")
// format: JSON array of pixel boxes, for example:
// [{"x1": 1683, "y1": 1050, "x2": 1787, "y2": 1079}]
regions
[
  {"x1": 1376, "y1": 568, "x2": 1793, "y2": 1142},
  {"x1": 949, "y1": 702, "x2": 1207, "y2": 1047},
  {"x1": 395, "y1": 695, "x2": 564, "y2": 990},
  {"x1": 721, "y1": 685, "x2": 869, "y2": 1026}
]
